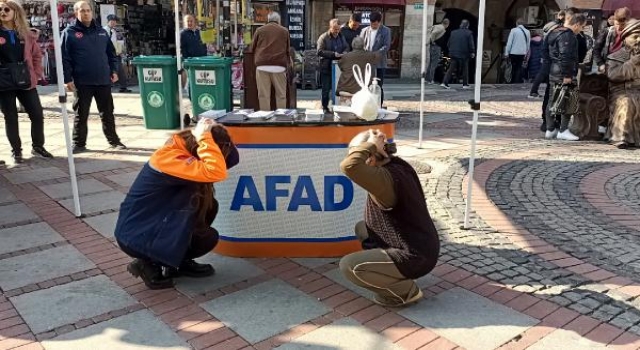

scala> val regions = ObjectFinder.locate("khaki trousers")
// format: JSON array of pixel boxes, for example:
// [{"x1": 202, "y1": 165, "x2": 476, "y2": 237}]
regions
[
  {"x1": 339, "y1": 221, "x2": 420, "y2": 306},
  {"x1": 256, "y1": 69, "x2": 287, "y2": 111}
]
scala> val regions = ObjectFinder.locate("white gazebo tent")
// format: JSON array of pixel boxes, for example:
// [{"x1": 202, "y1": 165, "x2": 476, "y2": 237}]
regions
[
  {"x1": 418, "y1": 0, "x2": 487, "y2": 229},
  {"x1": 49, "y1": 0, "x2": 82, "y2": 217}
]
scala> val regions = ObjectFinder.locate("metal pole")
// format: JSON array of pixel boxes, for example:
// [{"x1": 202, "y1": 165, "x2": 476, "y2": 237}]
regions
[
  {"x1": 175, "y1": 0, "x2": 185, "y2": 129},
  {"x1": 50, "y1": 0, "x2": 82, "y2": 217},
  {"x1": 216, "y1": 0, "x2": 221, "y2": 51},
  {"x1": 418, "y1": 0, "x2": 429, "y2": 148},
  {"x1": 463, "y1": 0, "x2": 487, "y2": 229},
  {"x1": 223, "y1": 0, "x2": 231, "y2": 56}
]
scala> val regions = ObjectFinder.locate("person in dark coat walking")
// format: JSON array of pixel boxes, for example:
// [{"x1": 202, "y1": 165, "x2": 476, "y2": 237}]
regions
[
  {"x1": 441, "y1": 20, "x2": 475, "y2": 89},
  {"x1": 61, "y1": 1, "x2": 126, "y2": 154}
]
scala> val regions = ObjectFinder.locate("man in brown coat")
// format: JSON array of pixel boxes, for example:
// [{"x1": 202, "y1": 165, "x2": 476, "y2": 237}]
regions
[
  {"x1": 251, "y1": 12, "x2": 291, "y2": 110},
  {"x1": 337, "y1": 37, "x2": 380, "y2": 95}
]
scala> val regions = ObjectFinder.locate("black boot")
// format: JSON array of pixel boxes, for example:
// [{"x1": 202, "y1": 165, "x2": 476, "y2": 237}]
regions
[
  {"x1": 165, "y1": 259, "x2": 215, "y2": 278},
  {"x1": 127, "y1": 259, "x2": 174, "y2": 290}
]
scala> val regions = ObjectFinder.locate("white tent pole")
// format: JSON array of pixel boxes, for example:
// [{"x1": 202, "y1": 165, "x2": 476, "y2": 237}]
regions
[
  {"x1": 463, "y1": 0, "x2": 486, "y2": 229},
  {"x1": 176, "y1": 0, "x2": 185, "y2": 130},
  {"x1": 418, "y1": 0, "x2": 429, "y2": 148},
  {"x1": 50, "y1": 0, "x2": 82, "y2": 217}
]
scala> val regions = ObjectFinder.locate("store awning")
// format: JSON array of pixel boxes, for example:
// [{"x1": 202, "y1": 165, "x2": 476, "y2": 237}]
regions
[
  {"x1": 334, "y1": 0, "x2": 406, "y2": 5},
  {"x1": 602, "y1": 0, "x2": 640, "y2": 15}
]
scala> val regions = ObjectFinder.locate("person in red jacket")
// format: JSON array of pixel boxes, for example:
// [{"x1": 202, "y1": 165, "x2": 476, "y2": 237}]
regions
[
  {"x1": 0, "y1": 0, "x2": 53, "y2": 164},
  {"x1": 115, "y1": 119, "x2": 239, "y2": 289}
]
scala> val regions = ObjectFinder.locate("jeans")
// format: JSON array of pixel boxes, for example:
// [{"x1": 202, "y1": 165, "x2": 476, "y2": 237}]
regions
[
  {"x1": 530, "y1": 62, "x2": 550, "y2": 95},
  {"x1": 427, "y1": 45, "x2": 441, "y2": 82},
  {"x1": 115, "y1": 57, "x2": 128, "y2": 89},
  {"x1": 376, "y1": 68, "x2": 385, "y2": 105},
  {"x1": 72, "y1": 85, "x2": 121, "y2": 147},
  {"x1": 0, "y1": 88, "x2": 45, "y2": 152},
  {"x1": 321, "y1": 71, "x2": 332, "y2": 109},
  {"x1": 443, "y1": 58, "x2": 469, "y2": 86},
  {"x1": 509, "y1": 54, "x2": 526, "y2": 84},
  {"x1": 118, "y1": 227, "x2": 219, "y2": 266}
]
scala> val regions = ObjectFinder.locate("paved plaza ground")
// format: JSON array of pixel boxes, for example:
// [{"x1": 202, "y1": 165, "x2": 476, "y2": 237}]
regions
[{"x1": 1, "y1": 83, "x2": 640, "y2": 349}]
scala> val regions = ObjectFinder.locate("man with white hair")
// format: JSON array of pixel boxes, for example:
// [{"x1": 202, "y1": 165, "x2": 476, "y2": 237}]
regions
[{"x1": 251, "y1": 12, "x2": 291, "y2": 110}]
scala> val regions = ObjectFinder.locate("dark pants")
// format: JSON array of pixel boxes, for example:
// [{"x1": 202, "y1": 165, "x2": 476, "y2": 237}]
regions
[
  {"x1": 321, "y1": 71, "x2": 332, "y2": 109},
  {"x1": 546, "y1": 83, "x2": 572, "y2": 132},
  {"x1": 376, "y1": 68, "x2": 385, "y2": 105},
  {"x1": 72, "y1": 85, "x2": 121, "y2": 147},
  {"x1": 530, "y1": 62, "x2": 550, "y2": 95},
  {"x1": 443, "y1": 58, "x2": 469, "y2": 86},
  {"x1": 509, "y1": 54, "x2": 525, "y2": 84},
  {"x1": 542, "y1": 82, "x2": 551, "y2": 121},
  {"x1": 119, "y1": 227, "x2": 220, "y2": 266},
  {"x1": 115, "y1": 58, "x2": 128, "y2": 89},
  {"x1": 0, "y1": 88, "x2": 44, "y2": 152}
]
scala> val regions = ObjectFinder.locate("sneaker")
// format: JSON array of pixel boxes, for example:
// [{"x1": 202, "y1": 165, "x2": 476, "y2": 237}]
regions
[
  {"x1": 109, "y1": 142, "x2": 127, "y2": 150},
  {"x1": 119, "y1": 88, "x2": 133, "y2": 93},
  {"x1": 372, "y1": 288, "x2": 424, "y2": 308},
  {"x1": 545, "y1": 129, "x2": 558, "y2": 139},
  {"x1": 598, "y1": 125, "x2": 607, "y2": 134},
  {"x1": 528, "y1": 93, "x2": 540, "y2": 99},
  {"x1": 12, "y1": 150, "x2": 23, "y2": 164},
  {"x1": 0, "y1": 159, "x2": 5, "y2": 166},
  {"x1": 557, "y1": 129, "x2": 579, "y2": 141},
  {"x1": 164, "y1": 259, "x2": 215, "y2": 278},
  {"x1": 440, "y1": 83, "x2": 450, "y2": 89},
  {"x1": 31, "y1": 146, "x2": 53, "y2": 158},
  {"x1": 462, "y1": 85, "x2": 471, "y2": 89},
  {"x1": 72, "y1": 145, "x2": 87, "y2": 154},
  {"x1": 127, "y1": 259, "x2": 175, "y2": 290}
]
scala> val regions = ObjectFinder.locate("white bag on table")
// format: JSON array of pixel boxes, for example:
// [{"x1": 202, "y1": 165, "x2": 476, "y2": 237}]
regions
[{"x1": 351, "y1": 63, "x2": 379, "y2": 121}]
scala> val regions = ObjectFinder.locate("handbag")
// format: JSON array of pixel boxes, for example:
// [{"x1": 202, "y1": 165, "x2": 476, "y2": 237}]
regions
[{"x1": 0, "y1": 61, "x2": 32, "y2": 91}]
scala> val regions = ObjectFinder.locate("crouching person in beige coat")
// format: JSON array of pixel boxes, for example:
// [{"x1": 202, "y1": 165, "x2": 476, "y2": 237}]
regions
[{"x1": 339, "y1": 130, "x2": 440, "y2": 307}]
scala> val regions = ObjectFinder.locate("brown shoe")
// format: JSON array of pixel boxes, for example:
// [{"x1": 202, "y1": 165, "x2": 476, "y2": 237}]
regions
[{"x1": 372, "y1": 288, "x2": 424, "y2": 308}]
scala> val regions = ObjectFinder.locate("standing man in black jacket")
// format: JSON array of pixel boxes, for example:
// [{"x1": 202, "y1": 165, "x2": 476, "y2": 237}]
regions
[
  {"x1": 317, "y1": 19, "x2": 348, "y2": 114},
  {"x1": 441, "y1": 20, "x2": 475, "y2": 89},
  {"x1": 545, "y1": 11, "x2": 586, "y2": 141},
  {"x1": 62, "y1": 1, "x2": 126, "y2": 154}
]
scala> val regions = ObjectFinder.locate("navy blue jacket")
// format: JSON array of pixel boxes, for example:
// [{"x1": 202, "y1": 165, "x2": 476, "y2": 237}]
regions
[
  {"x1": 180, "y1": 29, "x2": 207, "y2": 58},
  {"x1": 115, "y1": 163, "x2": 205, "y2": 268},
  {"x1": 61, "y1": 20, "x2": 118, "y2": 85},
  {"x1": 448, "y1": 28, "x2": 475, "y2": 59}
]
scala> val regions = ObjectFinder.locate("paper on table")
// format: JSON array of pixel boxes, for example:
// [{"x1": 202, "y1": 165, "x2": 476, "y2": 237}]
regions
[
  {"x1": 247, "y1": 111, "x2": 275, "y2": 119},
  {"x1": 199, "y1": 110, "x2": 228, "y2": 120}
]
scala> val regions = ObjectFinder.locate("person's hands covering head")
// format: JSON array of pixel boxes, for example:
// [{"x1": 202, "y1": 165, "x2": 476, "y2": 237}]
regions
[
  {"x1": 192, "y1": 118, "x2": 215, "y2": 141},
  {"x1": 366, "y1": 129, "x2": 388, "y2": 158}
]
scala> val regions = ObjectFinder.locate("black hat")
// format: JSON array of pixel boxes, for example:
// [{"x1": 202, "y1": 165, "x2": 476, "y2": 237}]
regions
[{"x1": 106, "y1": 14, "x2": 119, "y2": 21}]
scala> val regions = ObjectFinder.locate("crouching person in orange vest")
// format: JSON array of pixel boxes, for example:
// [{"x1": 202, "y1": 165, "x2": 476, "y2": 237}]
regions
[{"x1": 115, "y1": 119, "x2": 239, "y2": 289}]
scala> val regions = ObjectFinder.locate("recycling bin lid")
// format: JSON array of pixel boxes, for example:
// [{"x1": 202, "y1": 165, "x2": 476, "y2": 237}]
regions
[
  {"x1": 183, "y1": 56, "x2": 233, "y2": 68},
  {"x1": 132, "y1": 55, "x2": 178, "y2": 65}
]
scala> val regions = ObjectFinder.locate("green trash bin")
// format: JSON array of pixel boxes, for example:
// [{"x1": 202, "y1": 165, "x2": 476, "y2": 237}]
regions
[
  {"x1": 183, "y1": 57, "x2": 233, "y2": 119},
  {"x1": 132, "y1": 55, "x2": 180, "y2": 129}
]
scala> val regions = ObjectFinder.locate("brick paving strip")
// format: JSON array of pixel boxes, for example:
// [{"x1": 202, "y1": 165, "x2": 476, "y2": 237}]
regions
[{"x1": 1, "y1": 116, "x2": 640, "y2": 349}]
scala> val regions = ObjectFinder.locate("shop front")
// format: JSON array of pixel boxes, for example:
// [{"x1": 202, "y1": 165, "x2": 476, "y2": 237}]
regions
[{"x1": 334, "y1": 1, "x2": 405, "y2": 78}]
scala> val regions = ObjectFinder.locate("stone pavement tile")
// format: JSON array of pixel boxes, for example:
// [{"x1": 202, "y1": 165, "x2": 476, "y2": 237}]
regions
[
  {"x1": 10, "y1": 275, "x2": 136, "y2": 334},
  {"x1": 175, "y1": 254, "x2": 264, "y2": 296},
  {"x1": 275, "y1": 317, "x2": 401, "y2": 350},
  {"x1": 398, "y1": 287, "x2": 538, "y2": 350},
  {"x1": 59, "y1": 191, "x2": 125, "y2": 215},
  {"x1": 74, "y1": 160, "x2": 128, "y2": 175},
  {"x1": 200, "y1": 279, "x2": 329, "y2": 344},
  {"x1": 0, "y1": 245, "x2": 96, "y2": 291},
  {"x1": 0, "y1": 203, "x2": 39, "y2": 226},
  {"x1": 83, "y1": 213, "x2": 119, "y2": 239},
  {"x1": 41, "y1": 310, "x2": 190, "y2": 350},
  {"x1": 3, "y1": 167, "x2": 67, "y2": 184},
  {"x1": 38, "y1": 179, "x2": 112, "y2": 200},
  {"x1": 324, "y1": 268, "x2": 441, "y2": 300},
  {"x1": 0, "y1": 222, "x2": 64, "y2": 256},
  {"x1": 0, "y1": 187, "x2": 17, "y2": 204},
  {"x1": 105, "y1": 172, "x2": 139, "y2": 188},
  {"x1": 291, "y1": 258, "x2": 337, "y2": 269},
  {"x1": 527, "y1": 329, "x2": 608, "y2": 350}
]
